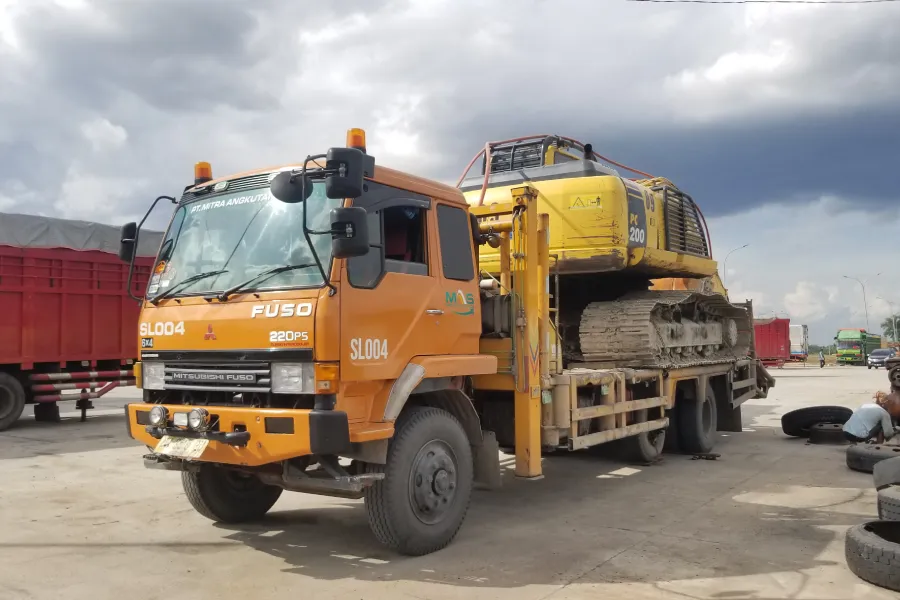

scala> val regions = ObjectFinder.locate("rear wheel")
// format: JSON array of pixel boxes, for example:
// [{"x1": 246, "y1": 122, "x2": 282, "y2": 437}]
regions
[
  {"x1": 364, "y1": 406, "x2": 473, "y2": 556},
  {"x1": 0, "y1": 372, "x2": 26, "y2": 432},
  {"x1": 181, "y1": 465, "x2": 282, "y2": 523},
  {"x1": 621, "y1": 409, "x2": 666, "y2": 463},
  {"x1": 678, "y1": 382, "x2": 717, "y2": 454}
]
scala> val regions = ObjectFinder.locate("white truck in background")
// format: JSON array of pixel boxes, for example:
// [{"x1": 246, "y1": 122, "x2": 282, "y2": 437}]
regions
[{"x1": 789, "y1": 324, "x2": 809, "y2": 362}]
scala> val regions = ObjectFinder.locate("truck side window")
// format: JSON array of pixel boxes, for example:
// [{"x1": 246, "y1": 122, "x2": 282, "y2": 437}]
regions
[
  {"x1": 383, "y1": 205, "x2": 427, "y2": 276},
  {"x1": 436, "y1": 204, "x2": 475, "y2": 281},
  {"x1": 347, "y1": 183, "x2": 432, "y2": 289}
]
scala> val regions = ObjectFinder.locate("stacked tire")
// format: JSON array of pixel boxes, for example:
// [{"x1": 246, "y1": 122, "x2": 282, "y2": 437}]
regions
[{"x1": 845, "y1": 456, "x2": 900, "y2": 592}]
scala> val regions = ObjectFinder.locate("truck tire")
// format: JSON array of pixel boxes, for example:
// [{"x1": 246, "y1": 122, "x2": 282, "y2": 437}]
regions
[
  {"x1": 0, "y1": 372, "x2": 26, "y2": 432},
  {"x1": 878, "y1": 488, "x2": 900, "y2": 521},
  {"x1": 874, "y1": 457, "x2": 900, "y2": 491},
  {"x1": 621, "y1": 409, "x2": 665, "y2": 463},
  {"x1": 781, "y1": 405, "x2": 853, "y2": 438},
  {"x1": 847, "y1": 444, "x2": 900, "y2": 474},
  {"x1": 364, "y1": 406, "x2": 473, "y2": 556},
  {"x1": 845, "y1": 521, "x2": 900, "y2": 592},
  {"x1": 181, "y1": 465, "x2": 282, "y2": 523},
  {"x1": 678, "y1": 382, "x2": 717, "y2": 454}
]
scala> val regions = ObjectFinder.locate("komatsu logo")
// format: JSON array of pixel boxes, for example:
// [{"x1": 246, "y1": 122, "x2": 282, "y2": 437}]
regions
[{"x1": 250, "y1": 303, "x2": 313, "y2": 318}]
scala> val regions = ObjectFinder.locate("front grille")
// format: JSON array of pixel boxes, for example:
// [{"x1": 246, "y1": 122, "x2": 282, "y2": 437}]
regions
[{"x1": 163, "y1": 362, "x2": 271, "y2": 393}]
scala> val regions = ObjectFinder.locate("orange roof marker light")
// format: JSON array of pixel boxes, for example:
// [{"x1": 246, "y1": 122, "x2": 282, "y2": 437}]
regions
[
  {"x1": 347, "y1": 128, "x2": 366, "y2": 153},
  {"x1": 194, "y1": 161, "x2": 213, "y2": 185}
]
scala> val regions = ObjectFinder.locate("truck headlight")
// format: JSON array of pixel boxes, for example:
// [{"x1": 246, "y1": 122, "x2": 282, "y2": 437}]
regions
[
  {"x1": 149, "y1": 405, "x2": 168, "y2": 427},
  {"x1": 271, "y1": 363, "x2": 314, "y2": 394},
  {"x1": 188, "y1": 408, "x2": 210, "y2": 431},
  {"x1": 142, "y1": 361, "x2": 165, "y2": 390}
]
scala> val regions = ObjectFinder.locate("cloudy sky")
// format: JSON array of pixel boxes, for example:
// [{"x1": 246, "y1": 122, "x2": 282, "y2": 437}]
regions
[{"x1": 1, "y1": 0, "x2": 898, "y2": 344}]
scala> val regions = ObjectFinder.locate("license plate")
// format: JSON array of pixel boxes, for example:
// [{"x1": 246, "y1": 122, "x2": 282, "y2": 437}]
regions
[{"x1": 154, "y1": 435, "x2": 209, "y2": 459}]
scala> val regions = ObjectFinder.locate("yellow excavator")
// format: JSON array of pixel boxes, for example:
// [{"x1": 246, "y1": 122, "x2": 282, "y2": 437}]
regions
[{"x1": 458, "y1": 135, "x2": 759, "y2": 373}]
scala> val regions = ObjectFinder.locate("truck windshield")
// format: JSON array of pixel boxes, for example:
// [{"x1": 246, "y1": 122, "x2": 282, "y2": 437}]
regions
[
  {"x1": 147, "y1": 182, "x2": 339, "y2": 299},
  {"x1": 837, "y1": 341, "x2": 860, "y2": 350}
]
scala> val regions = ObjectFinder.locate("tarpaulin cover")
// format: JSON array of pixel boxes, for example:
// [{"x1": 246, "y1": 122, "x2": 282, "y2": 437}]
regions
[{"x1": 0, "y1": 212, "x2": 163, "y2": 257}]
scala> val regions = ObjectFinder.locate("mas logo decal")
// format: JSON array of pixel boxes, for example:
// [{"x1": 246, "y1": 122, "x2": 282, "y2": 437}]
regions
[{"x1": 445, "y1": 289, "x2": 475, "y2": 316}]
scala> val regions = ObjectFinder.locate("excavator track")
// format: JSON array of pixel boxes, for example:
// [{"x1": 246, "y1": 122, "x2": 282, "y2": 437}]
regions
[{"x1": 577, "y1": 290, "x2": 753, "y2": 369}]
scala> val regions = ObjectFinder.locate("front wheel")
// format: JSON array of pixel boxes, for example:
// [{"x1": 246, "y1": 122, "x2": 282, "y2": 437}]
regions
[
  {"x1": 181, "y1": 465, "x2": 283, "y2": 523},
  {"x1": 364, "y1": 406, "x2": 474, "y2": 556}
]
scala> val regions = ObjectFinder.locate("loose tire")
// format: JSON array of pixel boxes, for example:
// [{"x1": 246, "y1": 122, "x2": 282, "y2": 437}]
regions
[
  {"x1": 807, "y1": 422, "x2": 848, "y2": 445},
  {"x1": 0, "y1": 372, "x2": 26, "y2": 432},
  {"x1": 878, "y1": 487, "x2": 900, "y2": 521},
  {"x1": 878, "y1": 486, "x2": 900, "y2": 521},
  {"x1": 845, "y1": 521, "x2": 900, "y2": 592},
  {"x1": 181, "y1": 465, "x2": 282, "y2": 523},
  {"x1": 678, "y1": 382, "x2": 717, "y2": 454},
  {"x1": 781, "y1": 405, "x2": 852, "y2": 438},
  {"x1": 874, "y1": 456, "x2": 900, "y2": 491},
  {"x1": 364, "y1": 406, "x2": 473, "y2": 556},
  {"x1": 846, "y1": 444, "x2": 900, "y2": 474},
  {"x1": 621, "y1": 409, "x2": 665, "y2": 463}
]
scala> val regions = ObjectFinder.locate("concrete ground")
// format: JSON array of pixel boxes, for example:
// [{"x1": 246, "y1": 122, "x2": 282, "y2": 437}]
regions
[{"x1": 1, "y1": 366, "x2": 898, "y2": 600}]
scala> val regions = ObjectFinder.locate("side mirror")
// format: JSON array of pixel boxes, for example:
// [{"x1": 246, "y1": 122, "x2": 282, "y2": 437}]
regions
[
  {"x1": 119, "y1": 222, "x2": 137, "y2": 263},
  {"x1": 270, "y1": 171, "x2": 314, "y2": 204},
  {"x1": 330, "y1": 207, "x2": 369, "y2": 259},
  {"x1": 324, "y1": 147, "x2": 374, "y2": 199}
]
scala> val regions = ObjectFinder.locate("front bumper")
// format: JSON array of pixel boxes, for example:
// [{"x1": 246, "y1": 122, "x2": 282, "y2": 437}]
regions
[{"x1": 126, "y1": 403, "x2": 351, "y2": 466}]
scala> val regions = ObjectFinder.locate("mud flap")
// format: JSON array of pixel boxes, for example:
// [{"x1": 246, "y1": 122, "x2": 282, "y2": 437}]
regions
[{"x1": 473, "y1": 430, "x2": 502, "y2": 490}]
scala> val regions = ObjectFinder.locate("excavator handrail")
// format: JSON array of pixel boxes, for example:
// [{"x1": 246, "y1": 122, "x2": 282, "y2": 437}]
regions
[{"x1": 455, "y1": 134, "x2": 714, "y2": 259}]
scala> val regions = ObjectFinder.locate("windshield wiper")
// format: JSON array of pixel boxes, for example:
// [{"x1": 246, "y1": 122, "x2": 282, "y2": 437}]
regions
[
  {"x1": 150, "y1": 270, "x2": 228, "y2": 304},
  {"x1": 218, "y1": 263, "x2": 320, "y2": 301}
]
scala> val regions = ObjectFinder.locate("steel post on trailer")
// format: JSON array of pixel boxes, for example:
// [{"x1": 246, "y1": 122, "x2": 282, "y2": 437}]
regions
[{"x1": 511, "y1": 185, "x2": 543, "y2": 479}]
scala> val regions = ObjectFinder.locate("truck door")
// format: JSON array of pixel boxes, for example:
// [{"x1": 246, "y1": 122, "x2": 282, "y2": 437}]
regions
[{"x1": 340, "y1": 183, "x2": 474, "y2": 388}]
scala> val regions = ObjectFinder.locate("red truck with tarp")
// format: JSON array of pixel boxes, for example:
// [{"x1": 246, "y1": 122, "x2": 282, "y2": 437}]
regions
[
  {"x1": 0, "y1": 212, "x2": 161, "y2": 430},
  {"x1": 753, "y1": 317, "x2": 791, "y2": 368}
]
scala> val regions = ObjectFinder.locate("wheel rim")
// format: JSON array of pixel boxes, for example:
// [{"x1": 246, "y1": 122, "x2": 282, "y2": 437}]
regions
[
  {"x1": 221, "y1": 469, "x2": 268, "y2": 496},
  {"x1": 408, "y1": 439, "x2": 458, "y2": 525}
]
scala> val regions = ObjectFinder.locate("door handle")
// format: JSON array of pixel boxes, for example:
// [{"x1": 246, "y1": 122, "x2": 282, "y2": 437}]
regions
[{"x1": 426, "y1": 309, "x2": 444, "y2": 315}]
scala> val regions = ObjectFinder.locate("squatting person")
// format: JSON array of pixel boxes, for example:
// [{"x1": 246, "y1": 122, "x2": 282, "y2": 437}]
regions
[{"x1": 842, "y1": 385, "x2": 900, "y2": 444}]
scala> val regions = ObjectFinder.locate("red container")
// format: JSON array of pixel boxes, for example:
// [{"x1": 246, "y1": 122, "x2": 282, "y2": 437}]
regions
[
  {"x1": 0, "y1": 246, "x2": 154, "y2": 368},
  {"x1": 753, "y1": 317, "x2": 791, "y2": 365},
  {"x1": 0, "y1": 213, "x2": 163, "y2": 428}
]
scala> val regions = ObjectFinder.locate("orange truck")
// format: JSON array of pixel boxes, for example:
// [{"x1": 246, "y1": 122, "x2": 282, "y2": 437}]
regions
[{"x1": 118, "y1": 129, "x2": 770, "y2": 556}]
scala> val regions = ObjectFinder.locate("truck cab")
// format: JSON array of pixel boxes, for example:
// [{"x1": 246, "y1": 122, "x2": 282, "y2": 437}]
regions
[{"x1": 119, "y1": 130, "x2": 497, "y2": 555}]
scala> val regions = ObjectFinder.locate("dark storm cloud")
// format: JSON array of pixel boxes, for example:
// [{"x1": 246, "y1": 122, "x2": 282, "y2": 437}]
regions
[
  {"x1": 580, "y1": 108, "x2": 900, "y2": 217},
  {"x1": 0, "y1": 0, "x2": 898, "y2": 224}
]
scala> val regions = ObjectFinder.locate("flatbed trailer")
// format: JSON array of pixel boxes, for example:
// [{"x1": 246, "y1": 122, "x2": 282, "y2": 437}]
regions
[{"x1": 469, "y1": 187, "x2": 765, "y2": 475}]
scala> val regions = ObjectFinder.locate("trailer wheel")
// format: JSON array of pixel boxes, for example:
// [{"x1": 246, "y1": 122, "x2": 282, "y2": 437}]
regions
[
  {"x1": 878, "y1": 487, "x2": 900, "y2": 521},
  {"x1": 364, "y1": 406, "x2": 473, "y2": 556},
  {"x1": 181, "y1": 465, "x2": 282, "y2": 523},
  {"x1": 678, "y1": 382, "x2": 717, "y2": 454},
  {"x1": 0, "y1": 372, "x2": 26, "y2": 432},
  {"x1": 621, "y1": 409, "x2": 665, "y2": 463},
  {"x1": 845, "y1": 521, "x2": 900, "y2": 592}
]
